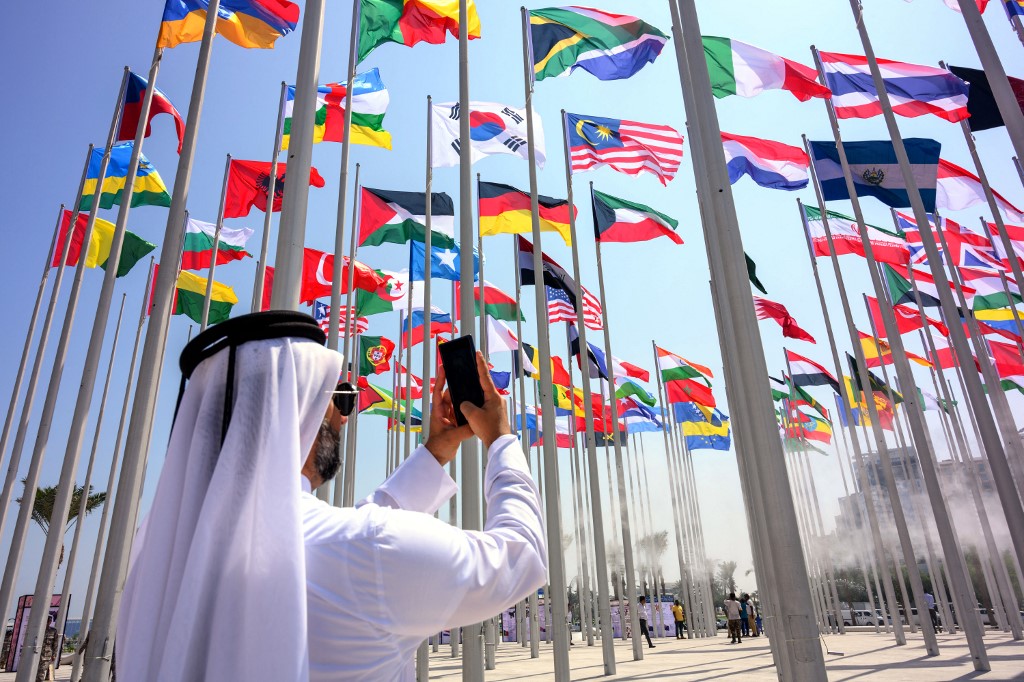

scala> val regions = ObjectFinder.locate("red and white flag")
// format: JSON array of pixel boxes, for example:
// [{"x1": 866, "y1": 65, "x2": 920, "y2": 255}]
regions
[{"x1": 936, "y1": 159, "x2": 1024, "y2": 223}]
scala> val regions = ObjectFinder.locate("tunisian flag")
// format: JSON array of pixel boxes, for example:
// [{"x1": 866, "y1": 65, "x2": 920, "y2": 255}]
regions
[
  {"x1": 259, "y1": 249, "x2": 391, "y2": 308},
  {"x1": 224, "y1": 160, "x2": 326, "y2": 218},
  {"x1": 753, "y1": 296, "x2": 816, "y2": 343}
]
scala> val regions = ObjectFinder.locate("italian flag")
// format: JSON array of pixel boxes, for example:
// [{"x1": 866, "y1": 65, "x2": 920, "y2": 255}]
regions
[
  {"x1": 803, "y1": 205, "x2": 909, "y2": 266},
  {"x1": 702, "y1": 36, "x2": 831, "y2": 101},
  {"x1": 53, "y1": 209, "x2": 155, "y2": 278},
  {"x1": 358, "y1": 0, "x2": 481, "y2": 62},
  {"x1": 592, "y1": 189, "x2": 683, "y2": 244},
  {"x1": 282, "y1": 69, "x2": 392, "y2": 151},
  {"x1": 180, "y1": 218, "x2": 253, "y2": 270},
  {"x1": 657, "y1": 345, "x2": 716, "y2": 407},
  {"x1": 173, "y1": 269, "x2": 238, "y2": 325},
  {"x1": 359, "y1": 187, "x2": 455, "y2": 248}
]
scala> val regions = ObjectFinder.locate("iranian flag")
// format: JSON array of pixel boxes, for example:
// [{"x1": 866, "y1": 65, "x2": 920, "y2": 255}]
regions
[
  {"x1": 936, "y1": 159, "x2": 1024, "y2": 223},
  {"x1": 702, "y1": 36, "x2": 831, "y2": 101},
  {"x1": 592, "y1": 189, "x2": 683, "y2": 244},
  {"x1": 785, "y1": 349, "x2": 841, "y2": 393},
  {"x1": 958, "y1": 266, "x2": 1021, "y2": 310},
  {"x1": 803, "y1": 205, "x2": 909, "y2": 265},
  {"x1": 455, "y1": 280, "x2": 523, "y2": 321},
  {"x1": 359, "y1": 187, "x2": 455, "y2": 248},
  {"x1": 657, "y1": 345, "x2": 716, "y2": 407},
  {"x1": 180, "y1": 218, "x2": 253, "y2": 270}
]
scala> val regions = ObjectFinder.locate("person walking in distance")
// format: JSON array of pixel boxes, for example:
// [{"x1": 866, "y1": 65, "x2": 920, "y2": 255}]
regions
[
  {"x1": 637, "y1": 596, "x2": 655, "y2": 648},
  {"x1": 739, "y1": 594, "x2": 750, "y2": 637},
  {"x1": 724, "y1": 592, "x2": 743, "y2": 644},
  {"x1": 671, "y1": 599, "x2": 685, "y2": 639}
]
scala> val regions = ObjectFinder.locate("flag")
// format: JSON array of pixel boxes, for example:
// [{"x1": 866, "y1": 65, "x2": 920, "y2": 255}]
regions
[
  {"x1": 754, "y1": 296, "x2": 815, "y2": 343},
  {"x1": 394, "y1": 363, "x2": 425, "y2": 401},
  {"x1": 936, "y1": 158, "x2": 1024, "y2": 223},
  {"x1": 355, "y1": 270, "x2": 418, "y2": 317},
  {"x1": 859, "y1": 331, "x2": 932, "y2": 368},
  {"x1": 958, "y1": 266, "x2": 1021, "y2": 310},
  {"x1": 866, "y1": 295, "x2": 949, "y2": 339},
  {"x1": 657, "y1": 345, "x2": 716, "y2": 407},
  {"x1": 171, "y1": 269, "x2": 238, "y2": 324},
  {"x1": 402, "y1": 307, "x2": 457, "y2": 347},
  {"x1": 80, "y1": 143, "x2": 171, "y2": 211},
  {"x1": 895, "y1": 212, "x2": 1000, "y2": 269},
  {"x1": 591, "y1": 189, "x2": 682, "y2": 244},
  {"x1": 53, "y1": 210, "x2": 155, "y2": 277},
  {"x1": 989, "y1": 338, "x2": 1024, "y2": 380},
  {"x1": 357, "y1": 0, "x2": 479, "y2": 62},
  {"x1": 664, "y1": 377, "x2": 717, "y2": 408},
  {"x1": 836, "y1": 377, "x2": 868, "y2": 428},
  {"x1": 1006, "y1": 0, "x2": 1024, "y2": 16},
  {"x1": 619, "y1": 398, "x2": 663, "y2": 434},
  {"x1": 674, "y1": 403, "x2": 731, "y2": 451},
  {"x1": 817, "y1": 51, "x2": 970, "y2": 122},
  {"x1": 616, "y1": 379, "x2": 656, "y2": 407},
  {"x1": 299, "y1": 248, "x2": 391, "y2": 305},
  {"x1": 180, "y1": 218, "x2": 253, "y2": 270},
  {"x1": 942, "y1": 0, "x2": 989, "y2": 12},
  {"x1": 431, "y1": 101, "x2": 543, "y2": 168},
  {"x1": 357, "y1": 378, "x2": 392, "y2": 414},
  {"x1": 988, "y1": 220, "x2": 1024, "y2": 269},
  {"x1": 721, "y1": 132, "x2": 809, "y2": 190},
  {"x1": 568, "y1": 324, "x2": 609, "y2": 380},
  {"x1": 803, "y1": 204, "x2": 909, "y2": 265},
  {"x1": 512, "y1": 341, "x2": 572, "y2": 387},
  {"x1": 282, "y1": 69, "x2": 392, "y2": 150},
  {"x1": 786, "y1": 349, "x2": 841, "y2": 393},
  {"x1": 947, "y1": 65, "x2": 1024, "y2": 132},
  {"x1": 158, "y1": 0, "x2": 299, "y2": 49},
  {"x1": 118, "y1": 71, "x2": 184, "y2": 153},
  {"x1": 847, "y1": 353, "x2": 903, "y2": 404},
  {"x1": 884, "y1": 263, "x2": 975, "y2": 308},
  {"x1": 224, "y1": 160, "x2": 325, "y2": 218},
  {"x1": 311, "y1": 301, "x2": 369, "y2": 337},
  {"x1": 519, "y1": 235, "x2": 603, "y2": 330},
  {"x1": 976, "y1": 308, "x2": 1024, "y2": 339},
  {"x1": 565, "y1": 112, "x2": 683, "y2": 185},
  {"x1": 786, "y1": 414, "x2": 832, "y2": 444},
  {"x1": 359, "y1": 187, "x2": 455, "y2": 248},
  {"x1": 741, "y1": 252, "x2": 768, "y2": 294},
  {"x1": 528, "y1": 6, "x2": 667, "y2": 81},
  {"x1": 358, "y1": 335, "x2": 396, "y2": 375},
  {"x1": 410, "y1": 240, "x2": 477, "y2": 282},
  {"x1": 613, "y1": 357, "x2": 649, "y2": 382},
  {"x1": 701, "y1": 36, "x2": 830, "y2": 101},
  {"x1": 917, "y1": 388, "x2": 947, "y2": 413},
  {"x1": 455, "y1": 280, "x2": 522, "y2": 322},
  {"x1": 478, "y1": 180, "x2": 574, "y2": 246},
  {"x1": 483, "y1": 317, "x2": 519, "y2": 355}
]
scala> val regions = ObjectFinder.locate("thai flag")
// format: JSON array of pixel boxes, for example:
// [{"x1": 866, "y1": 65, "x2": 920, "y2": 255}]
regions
[
  {"x1": 721, "y1": 132, "x2": 809, "y2": 191},
  {"x1": 818, "y1": 52, "x2": 969, "y2": 122}
]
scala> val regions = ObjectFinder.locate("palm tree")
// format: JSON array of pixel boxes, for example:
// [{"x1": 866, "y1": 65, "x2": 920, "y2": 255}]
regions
[{"x1": 18, "y1": 481, "x2": 106, "y2": 566}]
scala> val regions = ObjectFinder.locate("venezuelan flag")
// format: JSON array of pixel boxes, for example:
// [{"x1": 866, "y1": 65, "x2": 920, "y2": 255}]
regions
[
  {"x1": 158, "y1": 0, "x2": 299, "y2": 50},
  {"x1": 79, "y1": 143, "x2": 171, "y2": 212}
]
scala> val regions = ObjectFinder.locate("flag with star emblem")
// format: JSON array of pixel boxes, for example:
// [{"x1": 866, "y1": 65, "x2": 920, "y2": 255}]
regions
[
  {"x1": 410, "y1": 240, "x2": 478, "y2": 281},
  {"x1": 359, "y1": 334, "x2": 396, "y2": 375},
  {"x1": 312, "y1": 301, "x2": 369, "y2": 337},
  {"x1": 565, "y1": 112, "x2": 683, "y2": 185}
]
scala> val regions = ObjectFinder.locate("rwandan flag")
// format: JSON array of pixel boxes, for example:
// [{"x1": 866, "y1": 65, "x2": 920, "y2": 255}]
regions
[
  {"x1": 158, "y1": 0, "x2": 299, "y2": 49},
  {"x1": 79, "y1": 143, "x2": 171, "y2": 212}
]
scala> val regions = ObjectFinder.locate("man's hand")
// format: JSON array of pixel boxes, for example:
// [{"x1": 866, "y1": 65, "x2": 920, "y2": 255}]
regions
[
  {"x1": 424, "y1": 364, "x2": 474, "y2": 466},
  {"x1": 460, "y1": 351, "x2": 512, "y2": 450}
]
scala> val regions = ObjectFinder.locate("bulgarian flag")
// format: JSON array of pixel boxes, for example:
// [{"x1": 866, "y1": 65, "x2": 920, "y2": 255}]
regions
[
  {"x1": 281, "y1": 69, "x2": 392, "y2": 150},
  {"x1": 53, "y1": 210, "x2": 155, "y2": 278},
  {"x1": 701, "y1": 36, "x2": 831, "y2": 101},
  {"x1": 359, "y1": 187, "x2": 455, "y2": 248},
  {"x1": 166, "y1": 269, "x2": 238, "y2": 325},
  {"x1": 455, "y1": 280, "x2": 523, "y2": 321},
  {"x1": 180, "y1": 218, "x2": 253, "y2": 270},
  {"x1": 657, "y1": 345, "x2": 716, "y2": 407},
  {"x1": 803, "y1": 205, "x2": 909, "y2": 265},
  {"x1": 358, "y1": 0, "x2": 481, "y2": 62},
  {"x1": 592, "y1": 189, "x2": 683, "y2": 244}
]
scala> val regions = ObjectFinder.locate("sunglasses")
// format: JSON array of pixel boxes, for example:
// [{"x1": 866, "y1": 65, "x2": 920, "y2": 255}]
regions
[{"x1": 330, "y1": 382, "x2": 359, "y2": 417}]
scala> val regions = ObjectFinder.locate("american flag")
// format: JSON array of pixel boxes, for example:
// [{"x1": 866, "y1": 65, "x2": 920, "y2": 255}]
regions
[
  {"x1": 547, "y1": 286, "x2": 603, "y2": 331},
  {"x1": 565, "y1": 113, "x2": 684, "y2": 185},
  {"x1": 313, "y1": 301, "x2": 369, "y2": 336}
]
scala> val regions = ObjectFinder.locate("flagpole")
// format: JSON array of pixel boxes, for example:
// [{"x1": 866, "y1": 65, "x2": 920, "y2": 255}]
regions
[
  {"x1": 668, "y1": 423, "x2": 698, "y2": 635},
  {"x1": 798, "y1": 146, "x2": 908, "y2": 647},
  {"x1": 252, "y1": 81, "x2": 287, "y2": 312},
  {"x1": 995, "y1": 266, "x2": 1024, "y2": 342},
  {"x1": 562, "y1": 329, "x2": 591, "y2": 645},
  {"x1": 673, "y1": 435, "x2": 703, "y2": 636},
  {"x1": 340, "y1": 162, "x2": 362, "y2": 506},
  {"x1": 1015, "y1": 156, "x2": 1024, "y2": 190},
  {"x1": 200, "y1": 153, "x2": 232, "y2": 330},
  {"x1": 0, "y1": 68, "x2": 128, "y2": 648},
  {"x1": 403, "y1": 268, "x2": 414, "y2": 461},
  {"x1": 682, "y1": 443, "x2": 715, "y2": 635}
]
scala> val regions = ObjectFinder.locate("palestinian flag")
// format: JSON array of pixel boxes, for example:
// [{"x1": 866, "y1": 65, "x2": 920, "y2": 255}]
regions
[
  {"x1": 180, "y1": 218, "x2": 253, "y2": 270},
  {"x1": 478, "y1": 181, "x2": 573, "y2": 246},
  {"x1": 702, "y1": 36, "x2": 830, "y2": 101},
  {"x1": 803, "y1": 205, "x2": 909, "y2": 265},
  {"x1": 80, "y1": 143, "x2": 171, "y2": 211},
  {"x1": 359, "y1": 187, "x2": 455, "y2": 248},
  {"x1": 359, "y1": 335, "x2": 396, "y2": 376},
  {"x1": 224, "y1": 159, "x2": 326, "y2": 218},
  {"x1": 455, "y1": 280, "x2": 523, "y2": 321},
  {"x1": 281, "y1": 69, "x2": 392, "y2": 150},
  {"x1": 785, "y1": 349, "x2": 841, "y2": 393},
  {"x1": 358, "y1": 0, "x2": 480, "y2": 62},
  {"x1": 592, "y1": 189, "x2": 682, "y2": 244},
  {"x1": 171, "y1": 269, "x2": 238, "y2": 325},
  {"x1": 118, "y1": 71, "x2": 185, "y2": 153},
  {"x1": 53, "y1": 210, "x2": 155, "y2": 278}
]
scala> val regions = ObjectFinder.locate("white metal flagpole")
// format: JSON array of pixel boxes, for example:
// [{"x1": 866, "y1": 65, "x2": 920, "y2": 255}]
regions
[
  {"x1": 200, "y1": 153, "x2": 232, "y2": 330},
  {"x1": 252, "y1": 82, "x2": 287, "y2": 313}
]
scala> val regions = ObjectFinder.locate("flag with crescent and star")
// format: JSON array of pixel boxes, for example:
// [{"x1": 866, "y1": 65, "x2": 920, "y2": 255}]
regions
[{"x1": 564, "y1": 112, "x2": 683, "y2": 185}]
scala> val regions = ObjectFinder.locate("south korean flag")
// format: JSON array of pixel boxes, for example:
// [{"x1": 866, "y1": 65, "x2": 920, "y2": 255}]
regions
[{"x1": 430, "y1": 101, "x2": 546, "y2": 168}]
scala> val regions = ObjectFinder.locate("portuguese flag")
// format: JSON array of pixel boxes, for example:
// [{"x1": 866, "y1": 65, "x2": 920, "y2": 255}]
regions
[
  {"x1": 702, "y1": 36, "x2": 830, "y2": 101},
  {"x1": 53, "y1": 209, "x2": 155, "y2": 277},
  {"x1": 455, "y1": 280, "x2": 523, "y2": 321},
  {"x1": 478, "y1": 181, "x2": 574, "y2": 246},
  {"x1": 657, "y1": 345, "x2": 716, "y2": 407},
  {"x1": 281, "y1": 69, "x2": 392, "y2": 150},
  {"x1": 592, "y1": 189, "x2": 682, "y2": 244},
  {"x1": 359, "y1": 187, "x2": 455, "y2": 247},
  {"x1": 359, "y1": 335, "x2": 396, "y2": 376},
  {"x1": 171, "y1": 269, "x2": 238, "y2": 325},
  {"x1": 180, "y1": 218, "x2": 253, "y2": 270},
  {"x1": 358, "y1": 0, "x2": 481, "y2": 62}
]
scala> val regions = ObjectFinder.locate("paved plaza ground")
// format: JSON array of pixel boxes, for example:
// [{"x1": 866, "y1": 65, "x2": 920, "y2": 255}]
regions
[{"x1": 4, "y1": 629, "x2": 1023, "y2": 680}]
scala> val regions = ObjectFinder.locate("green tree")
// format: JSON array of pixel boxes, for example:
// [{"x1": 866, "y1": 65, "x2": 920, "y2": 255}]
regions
[
  {"x1": 716, "y1": 561, "x2": 738, "y2": 597},
  {"x1": 18, "y1": 481, "x2": 106, "y2": 566}
]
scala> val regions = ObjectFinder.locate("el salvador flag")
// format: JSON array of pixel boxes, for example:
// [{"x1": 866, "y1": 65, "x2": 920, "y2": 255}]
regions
[
  {"x1": 410, "y1": 240, "x2": 479, "y2": 282},
  {"x1": 808, "y1": 138, "x2": 941, "y2": 212}
]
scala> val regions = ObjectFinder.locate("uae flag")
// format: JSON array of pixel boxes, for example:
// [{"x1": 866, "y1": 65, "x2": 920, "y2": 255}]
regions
[
  {"x1": 657, "y1": 345, "x2": 716, "y2": 407},
  {"x1": 803, "y1": 205, "x2": 909, "y2": 266},
  {"x1": 786, "y1": 349, "x2": 841, "y2": 393},
  {"x1": 180, "y1": 218, "x2": 253, "y2": 270},
  {"x1": 224, "y1": 160, "x2": 326, "y2": 218},
  {"x1": 592, "y1": 189, "x2": 682, "y2": 244},
  {"x1": 359, "y1": 187, "x2": 455, "y2": 248}
]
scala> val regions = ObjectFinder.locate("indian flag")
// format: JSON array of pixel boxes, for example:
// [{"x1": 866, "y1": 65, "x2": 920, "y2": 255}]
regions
[
  {"x1": 173, "y1": 270, "x2": 238, "y2": 325},
  {"x1": 701, "y1": 36, "x2": 831, "y2": 101},
  {"x1": 180, "y1": 218, "x2": 254, "y2": 270},
  {"x1": 592, "y1": 189, "x2": 682, "y2": 244},
  {"x1": 282, "y1": 69, "x2": 392, "y2": 151},
  {"x1": 657, "y1": 345, "x2": 712, "y2": 383}
]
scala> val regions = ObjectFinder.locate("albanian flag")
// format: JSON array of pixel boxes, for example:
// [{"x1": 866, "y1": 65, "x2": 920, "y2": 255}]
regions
[{"x1": 224, "y1": 159, "x2": 326, "y2": 218}]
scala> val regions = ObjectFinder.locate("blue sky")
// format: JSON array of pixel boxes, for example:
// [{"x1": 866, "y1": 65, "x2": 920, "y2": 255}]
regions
[{"x1": 1, "y1": 0, "x2": 1022, "y2": 620}]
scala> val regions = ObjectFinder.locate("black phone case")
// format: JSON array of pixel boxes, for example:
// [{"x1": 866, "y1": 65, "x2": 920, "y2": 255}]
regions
[{"x1": 439, "y1": 335, "x2": 485, "y2": 427}]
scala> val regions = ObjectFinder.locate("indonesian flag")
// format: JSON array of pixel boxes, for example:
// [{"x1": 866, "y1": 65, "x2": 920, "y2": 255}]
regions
[
  {"x1": 299, "y1": 248, "x2": 391, "y2": 305},
  {"x1": 754, "y1": 296, "x2": 816, "y2": 343},
  {"x1": 786, "y1": 349, "x2": 841, "y2": 393},
  {"x1": 721, "y1": 132, "x2": 809, "y2": 190},
  {"x1": 936, "y1": 159, "x2": 1024, "y2": 223}
]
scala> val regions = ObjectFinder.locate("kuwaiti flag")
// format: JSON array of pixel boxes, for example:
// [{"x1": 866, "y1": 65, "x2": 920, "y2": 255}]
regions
[
  {"x1": 592, "y1": 189, "x2": 682, "y2": 243},
  {"x1": 809, "y1": 138, "x2": 942, "y2": 212},
  {"x1": 817, "y1": 51, "x2": 970, "y2": 122},
  {"x1": 359, "y1": 187, "x2": 455, "y2": 248},
  {"x1": 803, "y1": 204, "x2": 909, "y2": 265},
  {"x1": 701, "y1": 36, "x2": 830, "y2": 101},
  {"x1": 936, "y1": 159, "x2": 1024, "y2": 223},
  {"x1": 180, "y1": 218, "x2": 253, "y2": 270},
  {"x1": 786, "y1": 349, "x2": 841, "y2": 394},
  {"x1": 721, "y1": 132, "x2": 809, "y2": 190},
  {"x1": 431, "y1": 101, "x2": 544, "y2": 168}
]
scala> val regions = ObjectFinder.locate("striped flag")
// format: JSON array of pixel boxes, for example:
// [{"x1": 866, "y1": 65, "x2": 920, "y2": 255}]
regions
[
  {"x1": 547, "y1": 286, "x2": 603, "y2": 330},
  {"x1": 518, "y1": 235, "x2": 603, "y2": 330},
  {"x1": 565, "y1": 112, "x2": 683, "y2": 185},
  {"x1": 313, "y1": 301, "x2": 369, "y2": 336},
  {"x1": 721, "y1": 132, "x2": 809, "y2": 190}
]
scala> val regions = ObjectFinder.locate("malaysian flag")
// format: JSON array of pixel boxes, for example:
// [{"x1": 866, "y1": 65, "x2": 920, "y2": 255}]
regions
[
  {"x1": 547, "y1": 286, "x2": 602, "y2": 331},
  {"x1": 313, "y1": 301, "x2": 369, "y2": 336},
  {"x1": 517, "y1": 235, "x2": 603, "y2": 330},
  {"x1": 565, "y1": 112, "x2": 683, "y2": 185}
]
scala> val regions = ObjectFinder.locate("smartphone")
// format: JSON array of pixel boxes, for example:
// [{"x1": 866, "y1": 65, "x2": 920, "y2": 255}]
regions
[{"x1": 438, "y1": 335, "x2": 485, "y2": 427}]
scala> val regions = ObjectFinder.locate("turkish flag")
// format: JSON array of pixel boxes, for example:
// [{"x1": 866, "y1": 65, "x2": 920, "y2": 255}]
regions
[
  {"x1": 300, "y1": 248, "x2": 389, "y2": 304},
  {"x1": 224, "y1": 160, "x2": 326, "y2": 218}
]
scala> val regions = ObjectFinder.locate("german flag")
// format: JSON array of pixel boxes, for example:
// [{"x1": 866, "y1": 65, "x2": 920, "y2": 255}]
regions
[{"x1": 478, "y1": 180, "x2": 575, "y2": 246}]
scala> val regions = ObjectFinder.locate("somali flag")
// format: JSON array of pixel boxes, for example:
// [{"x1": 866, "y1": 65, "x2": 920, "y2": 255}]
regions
[
  {"x1": 410, "y1": 240, "x2": 478, "y2": 282},
  {"x1": 808, "y1": 138, "x2": 941, "y2": 212}
]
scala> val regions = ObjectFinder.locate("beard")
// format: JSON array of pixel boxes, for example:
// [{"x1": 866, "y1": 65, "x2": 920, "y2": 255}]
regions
[{"x1": 313, "y1": 419, "x2": 342, "y2": 483}]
